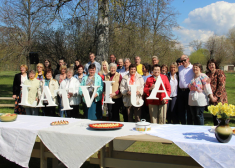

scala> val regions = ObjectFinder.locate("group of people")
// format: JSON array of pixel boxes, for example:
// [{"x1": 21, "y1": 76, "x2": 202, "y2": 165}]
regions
[{"x1": 12, "y1": 53, "x2": 227, "y2": 126}]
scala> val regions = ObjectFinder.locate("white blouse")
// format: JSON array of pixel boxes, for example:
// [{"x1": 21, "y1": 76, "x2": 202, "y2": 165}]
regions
[
  {"x1": 21, "y1": 74, "x2": 28, "y2": 85},
  {"x1": 170, "y1": 73, "x2": 178, "y2": 97}
]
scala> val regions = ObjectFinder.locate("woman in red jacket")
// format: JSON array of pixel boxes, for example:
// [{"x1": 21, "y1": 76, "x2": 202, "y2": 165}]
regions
[{"x1": 144, "y1": 64, "x2": 171, "y2": 124}]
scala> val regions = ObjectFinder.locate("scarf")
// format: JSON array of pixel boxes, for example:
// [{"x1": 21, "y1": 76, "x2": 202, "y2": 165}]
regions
[{"x1": 129, "y1": 74, "x2": 135, "y2": 85}]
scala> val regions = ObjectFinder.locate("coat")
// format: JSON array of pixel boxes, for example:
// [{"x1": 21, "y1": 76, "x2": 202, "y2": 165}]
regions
[
  {"x1": 79, "y1": 73, "x2": 103, "y2": 103},
  {"x1": 144, "y1": 74, "x2": 171, "y2": 105},
  {"x1": 38, "y1": 78, "x2": 59, "y2": 104},
  {"x1": 59, "y1": 77, "x2": 81, "y2": 106},
  {"x1": 120, "y1": 72, "x2": 144, "y2": 107},
  {"x1": 13, "y1": 73, "x2": 28, "y2": 96},
  {"x1": 23, "y1": 78, "x2": 40, "y2": 105}
]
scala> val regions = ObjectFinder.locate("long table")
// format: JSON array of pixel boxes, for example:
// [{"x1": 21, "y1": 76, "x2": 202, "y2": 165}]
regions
[{"x1": 1, "y1": 115, "x2": 235, "y2": 168}]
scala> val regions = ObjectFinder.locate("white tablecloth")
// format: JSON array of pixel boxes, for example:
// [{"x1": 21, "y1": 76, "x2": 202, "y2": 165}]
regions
[
  {"x1": 0, "y1": 115, "x2": 77, "y2": 167},
  {"x1": 147, "y1": 124, "x2": 235, "y2": 168},
  {"x1": 38, "y1": 120, "x2": 141, "y2": 168}
]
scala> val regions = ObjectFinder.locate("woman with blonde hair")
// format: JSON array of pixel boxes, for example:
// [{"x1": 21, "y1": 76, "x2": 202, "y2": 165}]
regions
[
  {"x1": 166, "y1": 62, "x2": 179, "y2": 124},
  {"x1": 36, "y1": 63, "x2": 45, "y2": 80},
  {"x1": 98, "y1": 61, "x2": 109, "y2": 80},
  {"x1": 13, "y1": 64, "x2": 28, "y2": 114}
]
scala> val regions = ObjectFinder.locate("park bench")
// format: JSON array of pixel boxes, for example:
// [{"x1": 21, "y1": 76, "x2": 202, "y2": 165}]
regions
[{"x1": 0, "y1": 97, "x2": 15, "y2": 108}]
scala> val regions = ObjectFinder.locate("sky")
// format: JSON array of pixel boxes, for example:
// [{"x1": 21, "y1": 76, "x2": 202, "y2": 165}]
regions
[{"x1": 171, "y1": 0, "x2": 235, "y2": 55}]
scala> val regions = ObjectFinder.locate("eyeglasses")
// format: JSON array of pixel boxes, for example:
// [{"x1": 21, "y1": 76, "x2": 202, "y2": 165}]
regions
[{"x1": 181, "y1": 59, "x2": 187, "y2": 62}]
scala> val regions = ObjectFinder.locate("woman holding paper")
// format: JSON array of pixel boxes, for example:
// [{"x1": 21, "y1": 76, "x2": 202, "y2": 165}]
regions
[
  {"x1": 59, "y1": 68, "x2": 80, "y2": 118},
  {"x1": 120, "y1": 64, "x2": 144, "y2": 122},
  {"x1": 188, "y1": 63, "x2": 217, "y2": 125},
  {"x1": 79, "y1": 64, "x2": 103, "y2": 120},
  {"x1": 104, "y1": 63, "x2": 122, "y2": 121},
  {"x1": 24, "y1": 70, "x2": 40, "y2": 115},
  {"x1": 144, "y1": 64, "x2": 171, "y2": 124},
  {"x1": 38, "y1": 68, "x2": 59, "y2": 116}
]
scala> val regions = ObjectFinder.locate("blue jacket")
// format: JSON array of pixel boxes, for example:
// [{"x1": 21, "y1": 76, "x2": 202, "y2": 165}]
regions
[{"x1": 79, "y1": 73, "x2": 103, "y2": 102}]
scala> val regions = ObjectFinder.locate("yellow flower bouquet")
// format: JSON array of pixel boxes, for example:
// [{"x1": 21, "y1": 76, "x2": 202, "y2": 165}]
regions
[{"x1": 208, "y1": 102, "x2": 235, "y2": 119}]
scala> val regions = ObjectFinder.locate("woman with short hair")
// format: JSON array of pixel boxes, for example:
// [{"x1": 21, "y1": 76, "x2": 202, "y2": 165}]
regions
[
  {"x1": 24, "y1": 70, "x2": 40, "y2": 115},
  {"x1": 74, "y1": 65, "x2": 86, "y2": 83},
  {"x1": 161, "y1": 64, "x2": 168, "y2": 75},
  {"x1": 188, "y1": 63, "x2": 217, "y2": 125},
  {"x1": 38, "y1": 68, "x2": 59, "y2": 116},
  {"x1": 144, "y1": 64, "x2": 171, "y2": 124},
  {"x1": 13, "y1": 64, "x2": 28, "y2": 114},
  {"x1": 206, "y1": 59, "x2": 227, "y2": 125},
  {"x1": 120, "y1": 64, "x2": 144, "y2": 122},
  {"x1": 59, "y1": 68, "x2": 80, "y2": 118},
  {"x1": 79, "y1": 64, "x2": 103, "y2": 120},
  {"x1": 36, "y1": 63, "x2": 45, "y2": 81},
  {"x1": 105, "y1": 63, "x2": 122, "y2": 121},
  {"x1": 166, "y1": 62, "x2": 179, "y2": 124}
]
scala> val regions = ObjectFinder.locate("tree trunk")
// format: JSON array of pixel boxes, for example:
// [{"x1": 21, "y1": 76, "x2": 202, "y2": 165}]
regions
[{"x1": 96, "y1": 0, "x2": 109, "y2": 63}]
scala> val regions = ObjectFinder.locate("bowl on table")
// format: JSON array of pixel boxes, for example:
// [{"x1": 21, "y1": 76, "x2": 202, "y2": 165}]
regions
[
  {"x1": 0, "y1": 113, "x2": 17, "y2": 122},
  {"x1": 136, "y1": 119, "x2": 151, "y2": 132}
]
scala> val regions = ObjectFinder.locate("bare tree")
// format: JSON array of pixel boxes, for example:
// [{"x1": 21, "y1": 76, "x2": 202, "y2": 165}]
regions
[{"x1": 189, "y1": 40, "x2": 203, "y2": 51}]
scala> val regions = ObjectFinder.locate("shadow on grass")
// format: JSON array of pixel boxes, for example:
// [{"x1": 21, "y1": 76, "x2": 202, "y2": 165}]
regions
[{"x1": 0, "y1": 84, "x2": 13, "y2": 97}]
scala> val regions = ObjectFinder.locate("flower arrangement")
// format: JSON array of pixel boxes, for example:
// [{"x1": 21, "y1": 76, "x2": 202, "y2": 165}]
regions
[{"x1": 208, "y1": 102, "x2": 235, "y2": 119}]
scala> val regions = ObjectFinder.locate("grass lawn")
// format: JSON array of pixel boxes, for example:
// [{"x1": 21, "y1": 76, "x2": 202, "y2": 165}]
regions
[{"x1": 0, "y1": 71, "x2": 234, "y2": 167}]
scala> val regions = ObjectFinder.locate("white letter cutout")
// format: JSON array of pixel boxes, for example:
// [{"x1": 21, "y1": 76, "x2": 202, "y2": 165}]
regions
[
  {"x1": 80, "y1": 86, "x2": 100, "y2": 108},
  {"x1": 129, "y1": 85, "x2": 144, "y2": 107},
  {"x1": 147, "y1": 77, "x2": 171, "y2": 100},
  {"x1": 58, "y1": 88, "x2": 73, "y2": 111},
  {"x1": 103, "y1": 81, "x2": 114, "y2": 104},
  {"x1": 19, "y1": 84, "x2": 37, "y2": 107},
  {"x1": 37, "y1": 86, "x2": 57, "y2": 107}
]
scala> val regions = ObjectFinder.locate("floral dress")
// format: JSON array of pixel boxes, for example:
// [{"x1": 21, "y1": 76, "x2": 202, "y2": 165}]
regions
[
  {"x1": 206, "y1": 69, "x2": 228, "y2": 105},
  {"x1": 188, "y1": 73, "x2": 212, "y2": 106}
]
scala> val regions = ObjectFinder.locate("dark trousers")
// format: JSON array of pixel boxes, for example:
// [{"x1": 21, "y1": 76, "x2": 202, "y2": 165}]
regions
[
  {"x1": 167, "y1": 96, "x2": 179, "y2": 124},
  {"x1": 107, "y1": 97, "x2": 122, "y2": 121},
  {"x1": 141, "y1": 103, "x2": 150, "y2": 122},
  {"x1": 120, "y1": 97, "x2": 128, "y2": 122},
  {"x1": 67, "y1": 105, "x2": 79, "y2": 118},
  {"x1": 177, "y1": 88, "x2": 193, "y2": 125},
  {"x1": 189, "y1": 106, "x2": 205, "y2": 125},
  {"x1": 43, "y1": 103, "x2": 56, "y2": 117}
]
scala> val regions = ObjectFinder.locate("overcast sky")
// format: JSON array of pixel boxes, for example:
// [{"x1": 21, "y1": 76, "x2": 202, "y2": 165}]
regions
[{"x1": 172, "y1": 0, "x2": 235, "y2": 55}]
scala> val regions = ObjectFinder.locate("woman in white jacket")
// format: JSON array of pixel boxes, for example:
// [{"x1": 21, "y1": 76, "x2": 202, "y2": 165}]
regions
[
  {"x1": 38, "y1": 68, "x2": 59, "y2": 116},
  {"x1": 59, "y1": 68, "x2": 81, "y2": 118}
]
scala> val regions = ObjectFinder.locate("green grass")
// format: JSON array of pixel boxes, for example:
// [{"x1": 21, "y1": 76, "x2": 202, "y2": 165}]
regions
[{"x1": 0, "y1": 71, "x2": 235, "y2": 167}]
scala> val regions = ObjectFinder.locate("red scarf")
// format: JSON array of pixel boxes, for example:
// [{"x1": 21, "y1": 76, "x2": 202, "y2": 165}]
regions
[{"x1": 129, "y1": 74, "x2": 135, "y2": 85}]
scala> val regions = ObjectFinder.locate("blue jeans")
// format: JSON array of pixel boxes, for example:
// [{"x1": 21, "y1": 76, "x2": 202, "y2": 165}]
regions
[
  {"x1": 189, "y1": 106, "x2": 205, "y2": 125},
  {"x1": 58, "y1": 96, "x2": 67, "y2": 117}
]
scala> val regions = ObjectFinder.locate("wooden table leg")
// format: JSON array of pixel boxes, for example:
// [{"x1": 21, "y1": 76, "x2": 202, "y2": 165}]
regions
[
  {"x1": 109, "y1": 141, "x2": 113, "y2": 157},
  {"x1": 100, "y1": 146, "x2": 106, "y2": 168},
  {"x1": 40, "y1": 141, "x2": 47, "y2": 168}
]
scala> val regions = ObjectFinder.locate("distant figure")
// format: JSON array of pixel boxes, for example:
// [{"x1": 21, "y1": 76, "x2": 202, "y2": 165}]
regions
[
  {"x1": 54, "y1": 57, "x2": 65, "y2": 78},
  {"x1": 135, "y1": 56, "x2": 143, "y2": 75},
  {"x1": 35, "y1": 63, "x2": 45, "y2": 81},
  {"x1": 117, "y1": 58, "x2": 125, "y2": 73},
  {"x1": 13, "y1": 64, "x2": 28, "y2": 114},
  {"x1": 161, "y1": 64, "x2": 168, "y2": 75},
  {"x1": 152, "y1": 56, "x2": 159, "y2": 66},
  {"x1": 119, "y1": 58, "x2": 131, "y2": 77},
  {"x1": 44, "y1": 59, "x2": 53, "y2": 72},
  {"x1": 109, "y1": 54, "x2": 117, "y2": 64},
  {"x1": 84, "y1": 53, "x2": 101, "y2": 74},
  {"x1": 176, "y1": 58, "x2": 182, "y2": 67}
]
